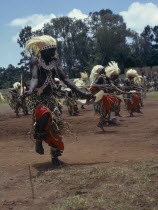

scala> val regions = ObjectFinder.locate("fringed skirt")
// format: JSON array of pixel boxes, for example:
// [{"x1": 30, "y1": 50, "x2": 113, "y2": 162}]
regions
[
  {"x1": 26, "y1": 91, "x2": 61, "y2": 121},
  {"x1": 27, "y1": 91, "x2": 64, "y2": 150}
]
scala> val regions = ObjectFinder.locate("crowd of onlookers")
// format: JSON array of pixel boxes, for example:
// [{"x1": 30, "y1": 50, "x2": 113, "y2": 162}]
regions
[
  {"x1": 140, "y1": 73, "x2": 158, "y2": 91},
  {"x1": 146, "y1": 79, "x2": 158, "y2": 91}
]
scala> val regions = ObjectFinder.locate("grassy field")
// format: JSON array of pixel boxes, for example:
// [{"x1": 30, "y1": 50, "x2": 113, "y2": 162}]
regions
[
  {"x1": 29, "y1": 161, "x2": 158, "y2": 210},
  {"x1": 146, "y1": 91, "x2": 158, "y2": 98},
  {"x1": 0, "y1": 102, "x2": 8, "y2": 106}
]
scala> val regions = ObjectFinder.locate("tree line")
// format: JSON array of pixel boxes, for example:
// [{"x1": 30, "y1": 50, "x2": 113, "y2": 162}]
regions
[{"x1": 1, "y1": 9, "x2": 158, "y2": 89}]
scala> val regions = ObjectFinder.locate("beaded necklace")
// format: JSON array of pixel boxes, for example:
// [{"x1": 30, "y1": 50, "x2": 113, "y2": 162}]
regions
[
  {"x1": 39, "y1": 58, "x2": 57, "y2": 71},
  {"x1": 37, "y1": 58, "x2": 57, "y2": 93}
]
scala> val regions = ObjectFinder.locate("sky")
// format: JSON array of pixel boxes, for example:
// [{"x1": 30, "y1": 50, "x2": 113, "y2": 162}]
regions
[{"x1": 1, "y1": 0, "x2": 158, "y2": 68}]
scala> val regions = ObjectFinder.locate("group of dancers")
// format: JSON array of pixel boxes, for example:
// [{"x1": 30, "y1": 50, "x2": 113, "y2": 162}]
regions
[{"x1": 6, "y1": 35, "x2": 144, "y2": 166}]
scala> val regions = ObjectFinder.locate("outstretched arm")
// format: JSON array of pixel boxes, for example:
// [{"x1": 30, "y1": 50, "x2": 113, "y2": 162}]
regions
[
  {"x1": 24, "y1": 57, "x2": 38, "y2": 96},
  {"x1": 110, "y1": 83, "x2": 125, "y2": 94},
  {"x1": 56, "y1": 63, "x2": 91, "y2": 99}
]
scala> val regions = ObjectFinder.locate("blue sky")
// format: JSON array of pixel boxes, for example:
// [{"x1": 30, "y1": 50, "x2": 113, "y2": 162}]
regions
[{"x1": 1, "y1": 0, "x2": 158, "y2": 68}]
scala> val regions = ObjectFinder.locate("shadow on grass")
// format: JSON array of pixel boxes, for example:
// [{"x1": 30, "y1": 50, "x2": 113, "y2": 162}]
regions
[
  {"x1": 33, "y1": 161, "x2": 61, "y2": 176},
  {"x1": 33, "y1": 160, "x2": 110, "y2": 176}
]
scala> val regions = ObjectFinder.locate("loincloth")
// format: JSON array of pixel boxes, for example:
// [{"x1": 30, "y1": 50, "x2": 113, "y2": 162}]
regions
[{"x1": 34, "y1": 105, "x2": 64, "y2": 150}]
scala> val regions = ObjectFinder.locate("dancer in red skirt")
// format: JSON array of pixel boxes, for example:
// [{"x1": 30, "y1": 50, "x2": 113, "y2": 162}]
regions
[
  {"x1": 90, "y1": 63, "x2": 123, "y2": 130},
  {"x1": 124, "y1": 69, "x2": 142, "y2": 117},
  {"x1": 24, "y1": 35, "x2": 92, "y2": 165}
]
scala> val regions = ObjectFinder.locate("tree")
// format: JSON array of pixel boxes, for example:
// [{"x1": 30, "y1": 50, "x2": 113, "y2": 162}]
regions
[
  {"x1": 15, "y1": 9, "x2": 158, "y2": 78},
  {"x1": 43, "y1": 17, "x2": 93, "y2": 77},
  {"x1": 88, "y1": 9, "x2": 132, "y2": 72}
]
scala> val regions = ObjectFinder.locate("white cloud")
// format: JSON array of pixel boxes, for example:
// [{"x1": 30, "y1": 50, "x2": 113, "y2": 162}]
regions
[
  {"x1": 10, "y1": 13, "x2": 56, "y2": 30},
  {"x1": 10, "y1": 9, "x2": 88, "y2": 42},
  {"x1": 10, "y1": 13, "x2": 56, "y2": 42},
  {"x1": 120, "y1": 2, "x2": 158, "y2": 33},
  {"x1": 67, "y1": 9, "x2": 88, "y2": 20}
]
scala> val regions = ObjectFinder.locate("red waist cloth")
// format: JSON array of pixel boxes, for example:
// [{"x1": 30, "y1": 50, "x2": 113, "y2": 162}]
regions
[
  {"x1": 90, "y1": 87, "x2": 121, "y2": 111},
  {"x1": 35, "y1": 106, "x2": 64, "y2": 150},
  {"x1": 90, "y1": 87, "x2": 99, "y2": 92},
  {"x1": 102, "y1": 94, "x2": 117, "y2": 111},
  {"x1": 127, "y1": 94, "x2": 140, "y2": 110},
  {"x1": 90, "y1": 88, "x2": 120, "y2": 111}
]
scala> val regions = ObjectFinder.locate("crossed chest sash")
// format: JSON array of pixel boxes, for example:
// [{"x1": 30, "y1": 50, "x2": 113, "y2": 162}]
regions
[{"x1": 36, "y1": 60, "x2": 57, "y2": 95}]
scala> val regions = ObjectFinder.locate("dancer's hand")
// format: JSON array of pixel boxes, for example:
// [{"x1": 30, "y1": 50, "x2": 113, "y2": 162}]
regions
[{"x1": 86, "y1": 93, "x2": 95, "y2": 103}]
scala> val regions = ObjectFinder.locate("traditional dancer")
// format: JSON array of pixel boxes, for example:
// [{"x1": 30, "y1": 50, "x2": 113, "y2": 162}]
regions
[
  {"x1": 73, "y1": 72, "x2": 89, "y2": 110},
  {"x1": 0, "y1": 92, "x2": 5, "y2": 102},
  {"x1": 64, "y1": 88, "x2": 79, "y2": 116},
  {"x1": 90, "y1": 64, "x2": 122, "y2": 130},
  {"x1": 105, "y1": 61, "x2": 122, "y2": 117},
  {"x1": 24, "y1": 35, "x2": 91, "y2": 165},
  {"x1": 8, "y1": 82, "x2": 28, "y2": 117},
  {"x1": 124, "y1": 69, "x2": 142, "y2": 117},
  {"x1": 134, "y1": 75, "x2": 144, "y2": 107}
]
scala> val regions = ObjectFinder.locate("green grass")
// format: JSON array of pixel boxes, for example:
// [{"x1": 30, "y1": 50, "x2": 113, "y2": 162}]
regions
[
  {"x1": 146, "y1": 91, "x2": 158, "y2": 98},
  {"x1": 0, "y1": 102, "x2": 9, "y2": 107},
  {"x1": 30, "y1": 161, "x2": 158, "y2": 210}
]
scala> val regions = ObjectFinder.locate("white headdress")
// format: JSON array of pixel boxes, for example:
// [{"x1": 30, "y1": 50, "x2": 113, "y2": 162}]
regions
[
  {"x1": 74, "y1": 78, "x2": 86, "y2": 88},
  {"x1": 134, "y1": 75, "x2": 143, "y2": 85},
  {"x1": 64, "y1": 88, "x2": 71, "y2": 92},
  {"x1": 80, "y1": 72, "x2": 88, "y2": 80},
  {"x1": 126, "y1": 69, "x2": 138, "y2": 78},
  {"x1": 54, "y1": 78, "x2": 60, "y2": 82},
  {"x1": 13, "y1": 82, "x2": 21, "y2": 89},
  {"x1": 90, "y1": 65, "x2": 104, "y2": 86},
  {"x1": 25, "y1": 35, "x2": 57, "y2": 56},
  {"x1": 0, "y1": 93, "x2": 5, "y2": 102},
  {"x1": 105, "y1": 61, "x2": 120, "y2": 78}
]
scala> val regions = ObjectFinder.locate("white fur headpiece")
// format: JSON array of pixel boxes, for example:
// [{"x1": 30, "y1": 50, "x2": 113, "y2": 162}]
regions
[
  {"x1": 134, "y1": 75, "x2": 143, "y2": 85},
  {"x1": 0, "y1": 93, "x2": 5, "y2": 102},
  {"x1": 90, "y1": 65, "x2": 104, "y2": 86},
  {"x1": 64, "y1": 88, "x2": 71, "y2": 92},
  {"x1": 105, "y1": 61, "x2": 120, "y2": 78},
  {"x1": 13, "y1": 82, "x2": 21, "y2": 89},
  {"x1": 80, "y1": 72, "x2": 88, "y2": 80},
  {"x1": 54, "y1": 78, "x2": 60, "y2": 82},
  {"x1": 74, "y1": 78, "x2": 86, "y2": 88},
  {"x1": 126, "y1": 69, "x2": 138, "y2": 78},
  {"x1": 25, "y1": 35, "x2": 57, "y2": 56}
]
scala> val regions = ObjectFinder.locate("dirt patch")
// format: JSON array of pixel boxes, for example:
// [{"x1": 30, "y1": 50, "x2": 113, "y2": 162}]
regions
[{"x1": 0, "y1": 98, "x2": 158, "y2": 209}]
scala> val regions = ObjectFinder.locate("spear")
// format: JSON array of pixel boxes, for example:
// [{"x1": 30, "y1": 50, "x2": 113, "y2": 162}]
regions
[{"x1": 20, "y1": 66, "x2": 25, "y2": 96}]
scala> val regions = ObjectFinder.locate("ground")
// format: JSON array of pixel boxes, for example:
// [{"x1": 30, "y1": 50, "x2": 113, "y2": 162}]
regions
[{"x1": 0, "y1": 95, "x2": 158, "y2": 210}]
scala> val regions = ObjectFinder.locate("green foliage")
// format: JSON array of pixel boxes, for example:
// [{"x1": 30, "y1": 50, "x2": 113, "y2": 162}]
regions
[
  {"x1": 0, "y1": 65, "x2": 30, "y2": 89},
  {"x1": 1, "y1": 9, "x2": 158, "y2": 86}
]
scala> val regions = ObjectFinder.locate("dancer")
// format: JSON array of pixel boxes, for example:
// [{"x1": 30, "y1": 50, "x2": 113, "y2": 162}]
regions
[
  {"x1": 24, "y1": 35, "x2": 91, "y2": 165},
  {"x1": 8, "y1": 82, "x2": 28, "y2": 117},
  {"x1": 124, "y1": 69, "x2": 142, "y2": 117}
]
